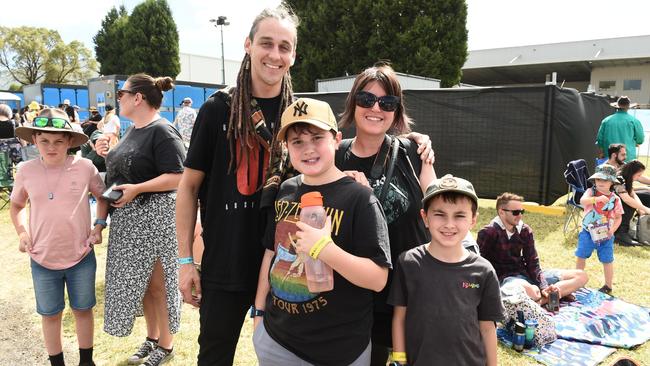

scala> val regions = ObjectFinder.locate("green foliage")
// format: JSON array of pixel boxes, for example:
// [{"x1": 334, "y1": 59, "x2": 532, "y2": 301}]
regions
[
  {"x1": 93, "y1": 6, "x2": 129, "y2": 75},
  {"x1": 123, "y1": 0, "x2": 180, "y2": 77},
  {"x1": 0, "y1": 26, "x2": 95, "y2": 85},
  {"x1": 8, "y1": 83, "x2": 22, "y2": 91},
  {"x1": 285, "y1": 0, "x2": 468, "y2": 91}
]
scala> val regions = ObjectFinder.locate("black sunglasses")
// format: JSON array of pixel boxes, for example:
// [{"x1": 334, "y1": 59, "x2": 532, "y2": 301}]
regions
[
  {"x1": 502, "y1": 208, "x2": 525, "y2": 216},
  {"x1": 355, "y1": 91, "x2": 400, "y2": 112},
  {"x1": 117, "y1": 89, "x2": 145, "y2": 100}
]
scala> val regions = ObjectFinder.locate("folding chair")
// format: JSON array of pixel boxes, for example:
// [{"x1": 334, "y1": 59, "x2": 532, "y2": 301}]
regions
[
  {"x1": 563, "y1": 159, "x2": 592, "y2": 238},
  {"x1": 0, "y1": 138, "x2": 20, "y2": 209}
]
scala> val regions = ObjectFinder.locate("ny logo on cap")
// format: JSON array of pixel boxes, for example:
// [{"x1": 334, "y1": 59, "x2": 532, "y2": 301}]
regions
[{"x1": 293, "y1": 101, "x2": 308, "y2": 117}]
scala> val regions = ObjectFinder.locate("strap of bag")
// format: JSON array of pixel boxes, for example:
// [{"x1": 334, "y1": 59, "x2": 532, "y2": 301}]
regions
[{"x1": 378, "y1": 136, "x2": 400, "y2": 202}]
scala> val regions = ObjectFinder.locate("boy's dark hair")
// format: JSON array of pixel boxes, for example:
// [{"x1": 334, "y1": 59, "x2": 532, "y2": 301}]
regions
[
  {"x1": 424, "y1": 191, "x2": 478, "y2": 215},
  {"x1": 285, "y1": 122, "x2": 336, "y2": 139},
  {"x1": 608, "y1": 143, "x2": 625, "y2": 157},
  {"x1": 33, "y1": 130, "x2": 72, "y2": 140}
]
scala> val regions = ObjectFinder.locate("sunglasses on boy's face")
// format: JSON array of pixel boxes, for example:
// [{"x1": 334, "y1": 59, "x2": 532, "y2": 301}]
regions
[
  {"x1": 354, "y1": 91, "x2": 400, "y2": 112},
  {"x1": 33, "y1": 117, "x2": 70, "y2": 129},
  {"x1": 502, "y1": 208, "x2": 525, "y2": 216}
]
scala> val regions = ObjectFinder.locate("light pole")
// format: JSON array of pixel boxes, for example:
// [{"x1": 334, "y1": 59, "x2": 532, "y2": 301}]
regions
[{"x1": 210, "y1": 16, "x2": 230, "y2": 85}]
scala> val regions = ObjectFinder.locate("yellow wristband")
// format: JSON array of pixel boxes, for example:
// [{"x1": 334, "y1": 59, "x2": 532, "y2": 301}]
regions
[
  {"x1": 392, "y1": 351, "x2": 408, "y2": 363},
  {"x1": 592, "y1": 197, "x2": 596, "y2": 204},
  {"x1": 309, "y1": 236, "x2": 332, "y2": 259}
]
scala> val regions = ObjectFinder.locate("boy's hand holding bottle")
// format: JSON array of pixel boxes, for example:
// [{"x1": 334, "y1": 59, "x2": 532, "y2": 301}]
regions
[{"x1": 295, "y1": 215, "x2": 333, "y2": 257}]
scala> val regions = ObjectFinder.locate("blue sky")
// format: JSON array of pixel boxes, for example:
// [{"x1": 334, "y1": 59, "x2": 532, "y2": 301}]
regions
[{"x1": 1, "y1": 0, "x2": 649, "y2": 61}]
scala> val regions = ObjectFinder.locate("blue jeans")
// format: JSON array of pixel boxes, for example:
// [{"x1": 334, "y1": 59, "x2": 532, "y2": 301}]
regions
[{"x1": 30, "y1": 250, "x2": 96, "y2": 316}]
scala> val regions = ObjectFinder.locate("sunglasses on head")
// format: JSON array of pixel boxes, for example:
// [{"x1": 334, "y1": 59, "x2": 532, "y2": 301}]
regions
[
  {"x1": 502, "y1": 208, "x2": 525, "y2": 216},
  {"x1": 33, "y1": 117, "x2": 70, "y2": 129},
  {"x1": 117, "y1": 89, "x2": 144, "y2": 99},
  {"x1": 355, "y1": 91, "x2": 400, "y2": 112}
]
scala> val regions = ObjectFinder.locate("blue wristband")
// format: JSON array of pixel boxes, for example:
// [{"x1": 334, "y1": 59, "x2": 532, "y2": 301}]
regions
[
  {"x1": 94, "y1": 219, "x2": 107, "y2": 227},
  {"x1": 178, "y1": 257, "x2": 194, "y2": 265}
]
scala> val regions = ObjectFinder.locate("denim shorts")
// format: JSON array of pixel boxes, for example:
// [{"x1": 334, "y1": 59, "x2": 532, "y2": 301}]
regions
[
  {"x1": 575, "y1": 229, "x2": 614, "y2": 263},
  {"x1": 501, "y1": 269, "x2": 563, "y2": 288},
  {"x1": 30, "y1": 250, "x2": 97, "y2": 316}
]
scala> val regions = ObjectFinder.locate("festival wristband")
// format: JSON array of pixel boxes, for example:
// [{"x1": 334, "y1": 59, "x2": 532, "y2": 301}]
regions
[
  {"x1": 592, "y1": 197, "x2": 596, "y2": 204},
  {"x1": 391, "y1": 351, "x2": 408, "y2": 363},
  {"x1": 178, "y1": 257, "x2": 194, "y2": 265},
  {"x1": 309, "y1": 236, "x2": 332, "y2": 259},
  {"x1": 94, "y1": 219, "x2": 108, "y2": 227}
]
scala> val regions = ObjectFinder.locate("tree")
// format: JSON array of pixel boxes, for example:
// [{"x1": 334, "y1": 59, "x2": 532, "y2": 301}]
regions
[
  {"x1": 122, "y1": 0, "x2": 180, "y2": 78},
  {"x1": 285, "y1": 0, "x2": 468, "y2": 91},
  {"x1": 0, "y1": 26, "x2": 97, "y2": 85},
  {"x1": 93, "y1": 5, "x2": 129, "y2": 75}
]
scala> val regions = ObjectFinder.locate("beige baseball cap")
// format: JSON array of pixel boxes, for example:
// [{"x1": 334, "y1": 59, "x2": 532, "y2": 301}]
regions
[{"x1": 277, "y1": 98, "x2": 338, "y2": 141}]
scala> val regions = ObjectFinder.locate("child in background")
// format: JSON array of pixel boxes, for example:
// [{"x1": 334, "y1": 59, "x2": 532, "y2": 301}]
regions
[
  {"x1": 576, "y1": 164, "x2": 622, "y2": 294},
  {"x1": 10, "y1": 108, "x2": 108, "y2": 366},
  {"x1": 389, "y1": 175, "x2": 503, "y2": 366},
  {"x1": 253, "y1": 98, "x2": 392, "y2": 366}
]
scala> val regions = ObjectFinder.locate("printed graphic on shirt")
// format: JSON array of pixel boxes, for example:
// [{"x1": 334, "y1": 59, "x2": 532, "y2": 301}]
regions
[
  {"x1": 370, "y1": 174, "x2": 409, "y2": 224},
  {"x1": 462, "y1": 281, "x2": 480, "y2": 289},
  {"x1": 270, "y1": 200, "x2": 344, "y2": 306},
  {"x1": 582, "y1": 191, "x2": 617, "y2": 229}
]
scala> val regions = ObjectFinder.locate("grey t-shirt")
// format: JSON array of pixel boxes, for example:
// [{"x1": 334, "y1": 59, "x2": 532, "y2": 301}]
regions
[{"x1": 388, "y1": 245, "x2": 504, "y2": 366}]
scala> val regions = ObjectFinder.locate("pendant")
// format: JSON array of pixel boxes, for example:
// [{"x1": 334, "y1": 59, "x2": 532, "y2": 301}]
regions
[{"x1": 48, "y1": 192, "x2": 54, "y2": 200}]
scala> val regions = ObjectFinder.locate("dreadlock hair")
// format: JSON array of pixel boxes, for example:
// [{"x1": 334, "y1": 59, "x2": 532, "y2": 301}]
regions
[{"x1": 226, "y1": 4, "x2": 298, "y2": 172}]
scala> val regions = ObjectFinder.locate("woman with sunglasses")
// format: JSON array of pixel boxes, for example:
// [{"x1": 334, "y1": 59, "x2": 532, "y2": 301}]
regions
[
  {"x1": 96, "y1": 74, "x2": 185, "y2": 366},
  {"x1": 336, "y1": 64, "x2": 436, "y2": 366}
]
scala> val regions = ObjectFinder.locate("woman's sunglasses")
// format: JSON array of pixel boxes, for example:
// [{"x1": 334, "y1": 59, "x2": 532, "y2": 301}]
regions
[
  {"x1": 117, "y1": 89, "x2": 143, "y2": 99},
  {"x1": 33, "y1": 117, "x2": 71, "y2": 129},
  {"x1": 354, "y1": 91, "x2": 400, "y2": 112},
  {"x1": 502, "y1": 208, "x2": 526, "y2": 216}
]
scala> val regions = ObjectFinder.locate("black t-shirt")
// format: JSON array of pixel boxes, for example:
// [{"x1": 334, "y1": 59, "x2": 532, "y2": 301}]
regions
[
  {"x1": 0, "y1": 120, "x2": 15, "y2": 139},
  {"x1": 337, "y1": 137, "x2": 430, "y2": 312},
  {"x1": 388, "y1": 246, "x2": 504, "y2": 366},
  {"x1": 184, "y1": 93, "x2": 281, "y2": 291},
  {"x1": 105, "y1": 119, "x2": 185, "y2": 187},
  {"x1": 263, "y1": 175, "x2": 391, "y2": 366}
]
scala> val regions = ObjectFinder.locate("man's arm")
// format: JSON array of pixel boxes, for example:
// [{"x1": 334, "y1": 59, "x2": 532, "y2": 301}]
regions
[
  {"x1": 479, "y1": 321, "x2": 498, "y2": 366},
  {"x1": 634, "y1": 119, "x2": 645, "y2": 145},
  {"x1": 176, "y1": 167, "x2": 205, "y2": 307},
  {"x1": 521, "y1": 229, "x2": 547, "y2": 289}
]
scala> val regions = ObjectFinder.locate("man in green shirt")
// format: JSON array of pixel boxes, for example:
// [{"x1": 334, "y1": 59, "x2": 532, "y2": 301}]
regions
[{"x1": 596, "y1": 96, "x2": 644, "y2": 162}]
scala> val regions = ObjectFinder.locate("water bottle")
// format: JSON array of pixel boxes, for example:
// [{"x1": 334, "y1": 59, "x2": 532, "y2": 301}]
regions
[
  {"x1": 299, "y1": 192, "x2": 334, "y2": 293},
  {"x1": 513, "y1": 322, "x2": 526, "y2": 352},
  {"x1": 524, "y1": 319, "x2": 538, "y2": 348}
]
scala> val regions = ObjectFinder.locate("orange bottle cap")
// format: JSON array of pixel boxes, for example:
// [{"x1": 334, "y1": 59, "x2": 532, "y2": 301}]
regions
[{"x1": 300, "y1": 191, "x2": 323, "y2": 208}]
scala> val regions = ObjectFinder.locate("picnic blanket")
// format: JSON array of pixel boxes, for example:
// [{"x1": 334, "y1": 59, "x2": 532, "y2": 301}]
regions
[
  {"x1": 497, "y1": 329, "x2": 615, "y2": 366},
  {"x1": 497, "y1": 288, "x2": 650, "y2": 365},
  {"x1": 555, "y1": 288, "x2": 650, "y2": 348}
]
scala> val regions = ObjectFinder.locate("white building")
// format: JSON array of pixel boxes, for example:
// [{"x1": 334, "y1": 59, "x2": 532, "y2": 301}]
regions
[
  {"x1": 462, "y1": 35, "x2": 650, "y2": 105},
  {"x1": 177, "y1": 52, "x2": 242, "y2": 86}
]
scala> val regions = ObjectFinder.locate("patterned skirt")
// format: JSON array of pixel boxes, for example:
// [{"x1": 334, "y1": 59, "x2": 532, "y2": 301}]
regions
[{"x1": 103, "y1": 192, "x2": 181, "y2": 337}]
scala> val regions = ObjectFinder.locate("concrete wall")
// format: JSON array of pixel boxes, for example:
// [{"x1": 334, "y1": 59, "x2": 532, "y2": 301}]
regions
[{"x1": 591, "y1": 64, "x2": 650, "y2": 104}]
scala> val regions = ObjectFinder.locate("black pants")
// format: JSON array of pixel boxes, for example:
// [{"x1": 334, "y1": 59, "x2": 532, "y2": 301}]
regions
[
  {"x1": 197, "y1": 288, "x2": 255, "y2": 366},
  {"x1": 616, "y1": 191, "x2": 650, "y2": 233}
]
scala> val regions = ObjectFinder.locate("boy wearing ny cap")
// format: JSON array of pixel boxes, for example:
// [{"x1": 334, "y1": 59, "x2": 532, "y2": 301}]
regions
[
  {"x1": 10, "y1": 108, "x2": 109, "y2": 366},
  {"x1": 388, "y1": 175, "x2": 503, "y2": 366},
  {"x1": 253, "y1": 98, "x2": 391, "y2": 365}
]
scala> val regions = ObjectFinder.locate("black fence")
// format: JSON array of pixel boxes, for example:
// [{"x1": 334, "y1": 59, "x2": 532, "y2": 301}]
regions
[{"x1": 298, "y1": 86, "x2": 611, "y2": 205}]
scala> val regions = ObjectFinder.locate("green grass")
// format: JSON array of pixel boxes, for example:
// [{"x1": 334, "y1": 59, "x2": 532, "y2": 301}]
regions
[{"x1": 1, "y1": 200, "x2": 648, "y2": 365}]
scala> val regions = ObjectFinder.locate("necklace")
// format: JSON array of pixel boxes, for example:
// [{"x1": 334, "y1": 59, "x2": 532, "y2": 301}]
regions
[{"x1": 41, "y1": 157, "x2": 69, "y2": 200}]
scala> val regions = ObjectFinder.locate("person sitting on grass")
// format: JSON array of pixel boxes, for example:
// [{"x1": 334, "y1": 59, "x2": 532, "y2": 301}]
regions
[
  {"x1": 388, "y1": 175, "x2": 504, "y2": 366},
  {"x1": 10, "y1": 108, "x2": 108, "y2": 366},
  {"x1": 478, "y1": 192, "x2": 588, "y2": 303},
  {"x1": 253, "y1": 98, "x2": 391, "y2": 366},
  {"x1": 576, "y1": 164, "x2": 623, "y2": 295}
]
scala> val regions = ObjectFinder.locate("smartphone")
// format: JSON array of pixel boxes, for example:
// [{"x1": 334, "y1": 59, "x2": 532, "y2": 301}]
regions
[
  {"x1": 102, "y1": 183, "x2": 123, "y2": 203},
  {"x1": 547, "y1": 291, "x2": 560, "y2": 312}
]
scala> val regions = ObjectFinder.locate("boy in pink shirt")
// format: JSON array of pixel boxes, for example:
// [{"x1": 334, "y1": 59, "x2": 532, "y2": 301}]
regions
[{"x1": 10, "y1": 108, "x2": 108, "y2": 366}]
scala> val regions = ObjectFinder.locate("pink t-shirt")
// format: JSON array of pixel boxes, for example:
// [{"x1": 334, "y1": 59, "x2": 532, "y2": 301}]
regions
[
  {"x1": 581, "y1": 188, "x2": 623, "y2": 229},
  {"x1": 12, "y1": 156, "x2": 106, "y2": 270}
]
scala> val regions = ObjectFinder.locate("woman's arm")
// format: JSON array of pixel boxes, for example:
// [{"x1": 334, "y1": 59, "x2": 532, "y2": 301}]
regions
[
  {"x1": 618, "y1": 191, "x2": 650, "y2": 214},
  {"x1": 418, "y1": 161, "x2": 435, "y2": 193}
]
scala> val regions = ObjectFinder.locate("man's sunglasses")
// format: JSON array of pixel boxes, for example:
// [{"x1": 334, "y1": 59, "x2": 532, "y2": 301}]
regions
[
  {"x1": 502, "y1": 208, "x2": 525, "y2": 216},
  {"x1": 33, "y1": 117, "x2": 71, "y2": 129},
  {"x1": 355, "y1": 91, "x2": 400, "y2": 112},
  {"x1": 117, "y1": 89, "x2": 144, "y2": 99}
]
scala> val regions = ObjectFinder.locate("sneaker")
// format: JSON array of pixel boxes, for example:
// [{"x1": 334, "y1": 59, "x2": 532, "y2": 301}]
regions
[
  {"x1": 143, "y1": 347, "x2": 174, "y2": 366},
  {"x1": 598, "y1": 285, "x2": 613, "y2": 295},
  {"x1": 128, "y1": 340, "x2": 157, "y2": 365}
]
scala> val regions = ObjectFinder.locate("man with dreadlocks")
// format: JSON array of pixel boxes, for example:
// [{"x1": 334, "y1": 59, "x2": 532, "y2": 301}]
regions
[{"x1": 176, "y1": 5, "x2": 299, "y2": 366}]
